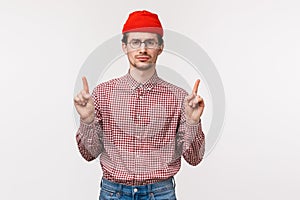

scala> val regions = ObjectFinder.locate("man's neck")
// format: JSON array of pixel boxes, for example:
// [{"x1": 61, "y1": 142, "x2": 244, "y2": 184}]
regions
[{"x1": 129, "y1": 67, "x2": 156, "y2": 83}]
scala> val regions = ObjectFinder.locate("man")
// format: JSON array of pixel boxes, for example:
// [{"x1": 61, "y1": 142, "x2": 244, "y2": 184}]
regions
[{"x1": 74, "y1": 10, "x2": 205, "y2": 200}]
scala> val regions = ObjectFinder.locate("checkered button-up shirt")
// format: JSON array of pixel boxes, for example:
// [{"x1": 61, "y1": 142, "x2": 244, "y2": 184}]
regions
[{"x1": 76, "y1": 71, "x2": 205, "y2": 185}]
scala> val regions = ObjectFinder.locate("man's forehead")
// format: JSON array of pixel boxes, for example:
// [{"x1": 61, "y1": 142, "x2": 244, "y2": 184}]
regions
[{"x1": 127, "y1": 32, "x2": 158, "y2": 39}]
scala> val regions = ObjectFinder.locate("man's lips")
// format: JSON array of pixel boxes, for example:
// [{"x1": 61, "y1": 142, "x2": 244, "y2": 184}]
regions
[{"x1": 136, "y1": 56, "x2": 150, "y2": 62}]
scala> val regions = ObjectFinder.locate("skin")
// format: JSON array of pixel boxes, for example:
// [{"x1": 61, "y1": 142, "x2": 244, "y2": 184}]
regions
[
  {"x1": 74, "y1": 32, "x2": 204, "y2": 125},
  {"x1": 122, "y1": 32, "x2": 163, "y2": 83}
]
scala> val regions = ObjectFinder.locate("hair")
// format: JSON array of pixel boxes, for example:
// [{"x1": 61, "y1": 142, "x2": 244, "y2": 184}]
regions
[{"x1": 121, "y1": 33, "x2": 164, "y2": 45}]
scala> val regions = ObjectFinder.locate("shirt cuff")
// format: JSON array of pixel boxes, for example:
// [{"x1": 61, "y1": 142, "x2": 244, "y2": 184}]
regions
[
  {"x1": 79, "y1": 118, "x2": 96, "y2": 133},
  {"x1": 184, "y1": 120, "x2": 202, "y2": 143}
]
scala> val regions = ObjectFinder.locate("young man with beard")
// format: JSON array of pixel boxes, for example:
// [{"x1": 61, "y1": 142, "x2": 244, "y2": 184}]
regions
[{"x1": 74, "y1": 10, "x2": 205, "y2": 200}]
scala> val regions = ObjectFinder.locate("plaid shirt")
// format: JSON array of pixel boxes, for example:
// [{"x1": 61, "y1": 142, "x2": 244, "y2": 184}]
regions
[{"x1": 76, "y1": 71, "x2": 205, "y2": 185}]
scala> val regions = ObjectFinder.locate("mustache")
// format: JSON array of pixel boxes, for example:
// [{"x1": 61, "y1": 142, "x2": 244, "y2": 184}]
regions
[{"x1": 135, "y1": 53, "x2": 151, "y2": 58}]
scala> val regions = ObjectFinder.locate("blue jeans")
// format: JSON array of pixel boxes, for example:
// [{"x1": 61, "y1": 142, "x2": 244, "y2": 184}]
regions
[{"x1": 99, "y1": 177, "x2": 177, "y2": 200}]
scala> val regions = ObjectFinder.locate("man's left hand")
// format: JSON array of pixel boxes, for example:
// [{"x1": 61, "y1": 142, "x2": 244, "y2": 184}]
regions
[{"x1": 184, "y1": 79, "x2": 205, "y2": 125}]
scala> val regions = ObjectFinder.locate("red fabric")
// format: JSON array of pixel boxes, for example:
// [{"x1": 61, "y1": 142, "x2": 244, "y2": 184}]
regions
[
  {"x1": 76, "y1": 71, "x2": 205, "y2": 186},
  {"x1": 122, "y1": 10, "x2": 164, "y2": 37}
]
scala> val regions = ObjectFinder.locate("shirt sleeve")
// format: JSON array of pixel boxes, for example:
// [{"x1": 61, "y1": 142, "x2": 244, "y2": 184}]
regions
[
  {"x1": 176, "y1": 98, "x2": 205, "y2": 166},
  {"x1": 75, "y1": 88, "x2": 104, "y2": 161}
]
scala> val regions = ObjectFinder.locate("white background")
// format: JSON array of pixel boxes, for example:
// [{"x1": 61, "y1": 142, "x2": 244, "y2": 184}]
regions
[{"x1": 1, "y1": 0, "x2": 299, "y2": 199}]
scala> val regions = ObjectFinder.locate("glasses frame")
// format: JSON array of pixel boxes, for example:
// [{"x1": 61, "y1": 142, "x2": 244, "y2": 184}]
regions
[{"x1": 127, "y1": 39, "x2": 159, "y2": 49}]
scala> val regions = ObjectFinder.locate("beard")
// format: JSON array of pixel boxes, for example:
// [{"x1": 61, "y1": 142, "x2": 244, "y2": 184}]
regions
[{"x1": 129, "y1": 59, "x2": 156, "y2": 71}]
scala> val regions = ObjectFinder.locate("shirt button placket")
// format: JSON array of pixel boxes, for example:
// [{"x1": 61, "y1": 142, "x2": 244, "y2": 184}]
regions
[{"x1": 138, "y1": 93, "x2": 143, "y2": 99}]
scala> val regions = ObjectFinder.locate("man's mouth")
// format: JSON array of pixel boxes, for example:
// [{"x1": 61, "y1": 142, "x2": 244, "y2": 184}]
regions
[{"x1": 136, "y1": 56, "x2": 150, "y2": 62}]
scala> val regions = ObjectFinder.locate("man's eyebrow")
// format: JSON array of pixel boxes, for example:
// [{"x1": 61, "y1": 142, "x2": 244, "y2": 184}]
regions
[{"x1": 130, "y1": 38, "x2": 156, "y2": 41}]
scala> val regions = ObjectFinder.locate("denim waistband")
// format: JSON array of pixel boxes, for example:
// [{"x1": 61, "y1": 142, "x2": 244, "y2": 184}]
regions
[{"x1": 100, "y1": 177, "x2": 175, "y2": 196}]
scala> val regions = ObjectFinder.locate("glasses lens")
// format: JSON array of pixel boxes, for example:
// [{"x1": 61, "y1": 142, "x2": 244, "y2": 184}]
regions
[
  {"x1": 130, "y1": 40, "x2": 141, "y2": 49},
  {"x1": 145, "y1": 40, "x2": 156, "y2": 49},
  {"x1": 128, "y1": 39, "x2": 158, "y2": 49}
]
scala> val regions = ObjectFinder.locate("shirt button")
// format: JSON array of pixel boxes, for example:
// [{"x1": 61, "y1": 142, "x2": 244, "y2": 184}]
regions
[{"x1": 134, "y1": 188, "x2": 138, "y2": 192}]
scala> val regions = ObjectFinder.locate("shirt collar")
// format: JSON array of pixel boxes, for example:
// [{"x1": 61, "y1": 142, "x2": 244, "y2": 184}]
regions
[{"x1": 125, "y1": 70, "x2": 160, "y2": 91}]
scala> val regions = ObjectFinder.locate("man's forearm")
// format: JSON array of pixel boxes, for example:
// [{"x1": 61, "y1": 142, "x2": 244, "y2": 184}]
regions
[{"x1": 76, "y1": 119, "x2": 103, "y2": 161}]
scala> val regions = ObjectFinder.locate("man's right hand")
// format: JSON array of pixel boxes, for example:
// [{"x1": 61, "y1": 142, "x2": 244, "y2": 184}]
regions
[{"x1": 74, "y1": 76, "x2": 95, "y2": 124}]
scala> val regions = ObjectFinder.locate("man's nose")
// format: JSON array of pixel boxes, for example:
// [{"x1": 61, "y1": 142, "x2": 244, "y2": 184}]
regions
[{"x1": 138, "y1": 43, "x2": 147, "y2": 52}]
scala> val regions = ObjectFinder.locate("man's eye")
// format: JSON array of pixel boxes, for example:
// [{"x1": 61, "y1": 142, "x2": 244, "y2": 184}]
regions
[
  {"x1": 146, "y1": 40, "x2": 155, "y2": 45},
  {"x1": 131, "y1": 40, "x2": 140, "y2": 45}
]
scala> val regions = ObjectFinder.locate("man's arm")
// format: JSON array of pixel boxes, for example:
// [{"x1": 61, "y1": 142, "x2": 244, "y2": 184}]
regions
[
  {"x1": 76, "y1": 117, "x2": 104, "y2": 161},
  {"x1": 176, "y1": 79, "x2": 205, "y2": 166},
  {"x1": 74, "y1": 77, "x2": 104, "y2": 161},
  {"x1": 176, "y1": 119, "x2": 205, "y2": 166},
  {"x1": 177, "y1": 122, "x2": 205, "y2": 166}
]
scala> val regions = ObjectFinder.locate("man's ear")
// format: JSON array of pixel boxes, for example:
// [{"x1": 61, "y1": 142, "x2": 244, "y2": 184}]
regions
[
  {"x1": 158, "y1": 43, "x2": 164, "y2": 55},
  {"x1": 122, "y1": 43, "x2": 128, "y2": 54}
]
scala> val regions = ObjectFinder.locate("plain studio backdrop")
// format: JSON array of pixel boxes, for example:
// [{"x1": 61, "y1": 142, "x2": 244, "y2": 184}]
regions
[{"x1": 0, "y1": 0, "x2": 299, "y2": 199}]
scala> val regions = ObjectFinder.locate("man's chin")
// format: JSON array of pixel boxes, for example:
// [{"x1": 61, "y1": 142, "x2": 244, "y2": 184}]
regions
[{"x1": 134, "y1": 63, "x2": 155, "y2": 70}]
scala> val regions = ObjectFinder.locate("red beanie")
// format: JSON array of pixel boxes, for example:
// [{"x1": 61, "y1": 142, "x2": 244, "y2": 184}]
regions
[{"x1": 122, "y1": 10, "x2": 163, "y2": 37}]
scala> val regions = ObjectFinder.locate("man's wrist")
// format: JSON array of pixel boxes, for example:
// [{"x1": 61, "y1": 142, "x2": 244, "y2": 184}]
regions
[
  {"x1": 80, "y1": 115, "x2": 95, "y2": 125},
  {"x1": 186, "y1": 118, "x2": 201, "y2": 125}
]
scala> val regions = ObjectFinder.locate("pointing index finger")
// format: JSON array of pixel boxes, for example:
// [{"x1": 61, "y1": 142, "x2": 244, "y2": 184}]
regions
[
  {"x1": 192, "y1": 79, "x2": 200, "y2": 94},
  {"x1": 82, "y1": 76, "x2": 89, "y2": 94}
]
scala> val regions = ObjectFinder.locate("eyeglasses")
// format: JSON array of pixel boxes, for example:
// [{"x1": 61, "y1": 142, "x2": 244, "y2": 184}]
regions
[{"x1": 127, "y1": 39, "x2": 159, "y2": 49}]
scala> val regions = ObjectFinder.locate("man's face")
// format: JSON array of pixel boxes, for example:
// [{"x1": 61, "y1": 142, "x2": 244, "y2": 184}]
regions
[{"x1": 122, "y1": 32, "x2": 164, "y2": 71}]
